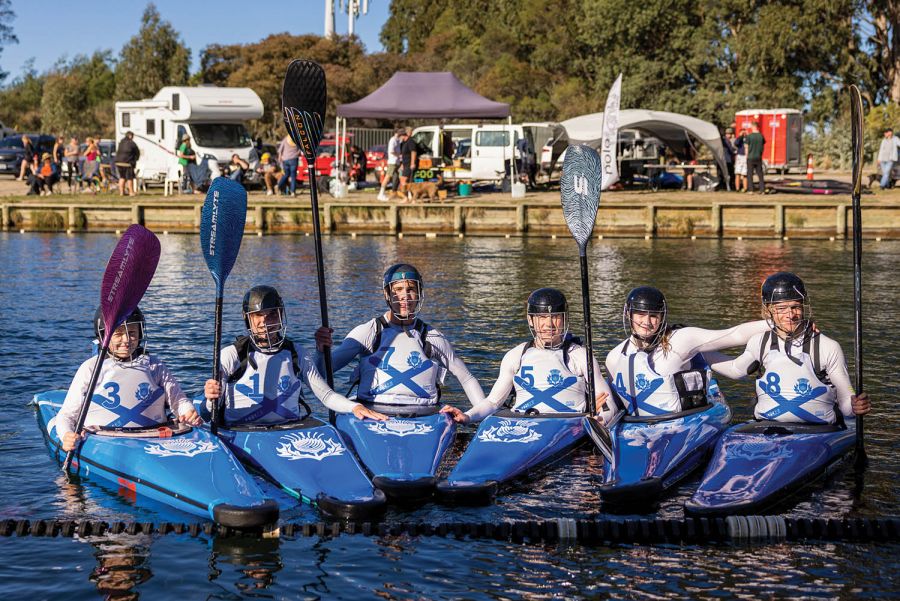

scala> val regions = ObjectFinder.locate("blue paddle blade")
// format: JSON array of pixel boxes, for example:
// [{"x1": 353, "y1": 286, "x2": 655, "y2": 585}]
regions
[
  {"x1": 200, "y1": 177, "x2": 247, "y2": 291},
  {"x1": 560, "y1": 145, "x2": 602, "y2": 250},
  {"x1": 99, "y1": 224, "x2": 161, "y2": 347}
]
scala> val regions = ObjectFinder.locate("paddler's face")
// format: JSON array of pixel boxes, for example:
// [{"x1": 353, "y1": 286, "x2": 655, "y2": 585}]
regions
[
  {"x1": 530, "y1": 313, "x2": 566, "y2": 348},
  {"x1": 249, "y1": 309, "x2": 282, "y2": 346},
  {"x1": 631, "y1": 311, "x2": 662, "y2": 339},
  {"x1": 109, "y1": 323, "x2": 140, "y2": 359},
  {"x1": 768, "y1": 301, "x2": 804, "y2": 334},
  {"x1": 387, "y1": 280, "x2": 419, "y2": 319}
]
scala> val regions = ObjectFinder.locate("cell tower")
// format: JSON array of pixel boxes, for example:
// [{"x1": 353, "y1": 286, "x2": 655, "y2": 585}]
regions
[{"x1": 324, "y1": 0, "x2": 369, "y2": 38}]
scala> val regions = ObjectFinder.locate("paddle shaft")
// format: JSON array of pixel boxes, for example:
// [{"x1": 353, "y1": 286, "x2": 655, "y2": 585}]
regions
[
  {"x1": 62, "y1": 345, "x2": 110, "y2": 472},
  {"x1": 578, "y1": 251, "x2": 597, "y2": 415},
  {"x1": 307, "y1": 164, "x2": 336, "y2": 423},
  {"x1": 852, "y1": 186, "x2": 865, "y2": 460},
  {"x1": 210, "y1": 293, "x2": 224, "y2": 435}
]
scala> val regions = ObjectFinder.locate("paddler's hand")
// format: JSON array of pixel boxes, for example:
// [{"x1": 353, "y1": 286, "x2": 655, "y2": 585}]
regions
[
  {"x1": 352, "y1": 404, "x2": 388, "y2": 421},
  {"x1": 315, "y1": 327, "x2": 334, "y2": 353},
  {"x1": 178, "y1": 407, "x2": 202, "y2": 426},
  {"x1": 440, "y1": 405, "x2": 470, "y2": 424},
  {"x1": 851, "y1": 392, "x2": 871, "y2": 415},
  {"x1": 61, "y1": 431, "x2": 85, "y2": 452},
  {"x1": 204, "y1": 378, "x2": 221, "y2": 401}
]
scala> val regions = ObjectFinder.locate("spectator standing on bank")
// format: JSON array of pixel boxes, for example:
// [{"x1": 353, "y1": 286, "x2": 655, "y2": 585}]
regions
[
  {"x1": 177, "y1": 135, "x2": 197, "y2": 194},
  {"x1": 18, "y1": 135, "x2": 36, "y2": 181},
  {"x1": 745, "y1": 121, "x2": 766, "y2": 194},
  {"x1": 877, "y1": 127, "x2": 900, "y2": 190},
  {"x1": 734, "y1": 127, "x2": 748, "y2": 192},
  {"x1": 723, "y1": 127, "x2": 737, "y2": 190},
  {"x1": 399, "y1": 128, "x2": 417, "y2": 197},
  {"x1": 115, "y1": 131, "x2": 140, "y2": 196},
  {"x1": 63, "y1": 137, "x2": 80, "y2": 189},
  {"x1": 276, "y1": 134, "x2": 301, "y2": 196},
  {"x1": 377, "y1": 128, "x2": 403, "y2": 201}
]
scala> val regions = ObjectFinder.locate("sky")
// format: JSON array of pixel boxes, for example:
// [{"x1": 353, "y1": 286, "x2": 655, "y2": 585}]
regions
[{"x1": 2, "y1": 0, "x2": 391, "y2": 80}]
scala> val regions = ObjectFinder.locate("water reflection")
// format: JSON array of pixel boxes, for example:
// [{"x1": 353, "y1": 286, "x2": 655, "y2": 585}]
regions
[{"x1": 87, "y1": 535, "x2": 152, "y2": 601}]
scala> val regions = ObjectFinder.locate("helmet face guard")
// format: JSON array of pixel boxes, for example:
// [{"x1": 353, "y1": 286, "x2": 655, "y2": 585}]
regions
[
  {"x1": 95, "y1": 306, "x2": 146, "y2": 361},
  {"x1": 623, "y1": 286, "x2": 667, "y2": 348},
  {"x1": 761, "y1": 272, "x2": 811, "y2": 336},
  {"x1": 526, "y1": 288, "x2": 569, "y2": 349},
  {"x1": 383, "y1": 263, "x2": 424, "y2": 321},
  {"x1": 243, "y1": 286, "x2": 287, "y2": 352}
]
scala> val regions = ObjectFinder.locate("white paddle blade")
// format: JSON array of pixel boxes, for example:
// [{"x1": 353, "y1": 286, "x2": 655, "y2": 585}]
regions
[{"x1": 560, "y1": 145, "x2": 602, "y2": 249}]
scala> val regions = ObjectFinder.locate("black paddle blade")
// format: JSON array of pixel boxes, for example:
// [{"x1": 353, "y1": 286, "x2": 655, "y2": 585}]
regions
[
  {"x1": 850, "y1": 85, "x2": 864, "y2": 198},
  {"x1": 561, "y1": 145, "x2": 602, "y2": 251},
  {"x1": 282, "y1": 59, "x2": 327, "y2": 162}
]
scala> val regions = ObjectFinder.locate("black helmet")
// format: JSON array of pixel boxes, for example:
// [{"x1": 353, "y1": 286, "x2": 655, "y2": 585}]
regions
[
  {"x1": 761, "y1": 272, "x2": 807, "y2": 305},
  {"x1": 526, "y1": 288, "x2": 569, "y2": 349},
  {"x1": 623, "y1": 286, "x2": 667, "y2": 347},
  {"x1": 382, "y1": 263, "x2": 424, "y2": 320},
  {"x1": 94, "y1": 306, "x2": 146, "y2": 358},
  {"x1": 242, "y1": 285, "x2": 286, "y2": 351},
  {"x1": 761, "y1": 272, "x2": 811, "y2": 335}
]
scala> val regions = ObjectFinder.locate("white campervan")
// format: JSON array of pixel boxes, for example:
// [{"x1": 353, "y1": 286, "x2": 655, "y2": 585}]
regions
[
  {"x1": 410, "y1": 122, "x2": 563, "y2": 183},
  {"x1": 115, "y1": 86, "x2": 264, "y2": 183}
]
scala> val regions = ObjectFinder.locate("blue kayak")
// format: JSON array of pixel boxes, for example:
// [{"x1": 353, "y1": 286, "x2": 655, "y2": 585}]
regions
[
  {"x1": 685, "y1": 419, "x2": 856, "y2": 516},
  {"x1": 436, "y1": 409, "x2": 586, "y2": 504},
  {"x1": 194, "y1": 399, "x2": 386, "y2": 519},
  {"x1": 35, "y1": 391, "x2": 278, "y2": 528},
  {"x1": 335, "y1": 410, "x2": 457, "y2": 500},
  {"x1": 597, "y1": 381, "x2": 732, "y2": 505}
]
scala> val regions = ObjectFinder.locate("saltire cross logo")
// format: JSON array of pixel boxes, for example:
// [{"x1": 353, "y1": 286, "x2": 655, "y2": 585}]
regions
[
  {"x1": 96, "y1": 386, "x2": 165, "y2": 428},
  {"x1": 614, "y1": 372, "x2": 668, "y2": 416},
  {"x1": 758, "y1": 372, "x2": 829, "y2": 423},
  {"x1": 233, "y1": 374, "x2": 304, "y2": 423},
  {"x1": 369, "y1": 348, "x2": 434, "y2": 397},
  {"x1": 515, "y1": 371, "x2": 579, "y2": 413}
]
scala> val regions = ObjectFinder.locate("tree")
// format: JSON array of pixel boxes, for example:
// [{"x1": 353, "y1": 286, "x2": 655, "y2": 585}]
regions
[
  {"x1": 40, "y1": 53, "x2": 116, "y2": 136},
  {"x1": 864, "y1": 0, "x2": 900, "y2": 104},
  {"x1": 0, "y1": 60, "x2": 43, "y2": 132},
  {"x1": 0, "y1": 0, "x2": 18, "y2": 84},
  {"x1": 115, "y1": 4, "x2": 190, "y2": 101}
]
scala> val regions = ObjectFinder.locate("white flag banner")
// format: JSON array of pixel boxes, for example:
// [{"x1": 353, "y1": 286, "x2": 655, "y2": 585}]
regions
[{"x1": 600, "y1": 73, "x2": 622, "y2": 191}]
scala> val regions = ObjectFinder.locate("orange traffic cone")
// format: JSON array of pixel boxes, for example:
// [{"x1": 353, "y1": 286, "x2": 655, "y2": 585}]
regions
[{"x1": 806, "y1": 154, "x2": 814, "y2": 180}]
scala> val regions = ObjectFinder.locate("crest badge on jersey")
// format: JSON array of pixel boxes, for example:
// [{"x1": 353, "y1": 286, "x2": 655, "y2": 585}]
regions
[
  {"x1": 275, "y1": 431, "x2": 345, "y2": 461},
  {"x1": 793, "y1": 378, "x2": 812, "y2": 395},
  {"x1": 145, "y1": 439, "x2": 217, "y2": 458},
  {"x1": 278, "y1": 375, "x2": 291, "y2": 393},
  {"x1": 478, "y1": 419, "x2": 543, "y2": 444},
  {"x1": 365, "y1": 419, "x2": 434, "y2": 437},
  {"x1": 547, "y1": 369, "x2": 564, "y2": 387},
  {"x1": 635, "y1": 373, "x2": 651, "y2": 392},
  {"x1": 407, "y1": 351, "x2": 423, "y2": 368},
  {"x1": 135, "y1": 383, "x2": 151, "y2": 402}
]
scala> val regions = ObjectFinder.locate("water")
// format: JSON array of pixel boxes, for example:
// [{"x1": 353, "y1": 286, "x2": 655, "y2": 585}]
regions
[{"x1": 1, "y1": 232, "x2": 897, "y2": 599}]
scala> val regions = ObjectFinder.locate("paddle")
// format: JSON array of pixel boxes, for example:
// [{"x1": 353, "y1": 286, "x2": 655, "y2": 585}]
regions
[
  {"x1": 560, "y1": 144, "x2": 613, "y2": 463},
  {"x1": 282, "y1": 59, "x2": 335, "y2": 424},
  {"x1": 62, "y1": 225, "x2": 161, "y2": 473},
  {"x1": 200, "y1": 177, "x2": 247, "y2": 435},
  {"x1": 849, "y1": 84, "x2": 867, "y2": 467}
]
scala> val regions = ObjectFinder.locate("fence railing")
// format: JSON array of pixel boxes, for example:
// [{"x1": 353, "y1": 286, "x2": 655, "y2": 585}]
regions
[{"x1": 324, "y1": 127, "x2": 393, "y2": 150}]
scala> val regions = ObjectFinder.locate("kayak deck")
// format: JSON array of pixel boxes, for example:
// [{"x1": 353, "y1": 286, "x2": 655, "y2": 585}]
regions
[
  {"x1": 35, "y1": 391, "x2": 278, "y2": 528},
  {"x1": 685, "y1": 419, "x2": 856, "y2": 516},
  {"x1": 437, "y1": 409, "x2": 587, "y2": 505}
]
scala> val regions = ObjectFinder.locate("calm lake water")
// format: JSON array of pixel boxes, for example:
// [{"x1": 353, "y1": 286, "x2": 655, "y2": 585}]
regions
[{"x1": 0, "y1": 232, "x2": 897, "y2": 599}]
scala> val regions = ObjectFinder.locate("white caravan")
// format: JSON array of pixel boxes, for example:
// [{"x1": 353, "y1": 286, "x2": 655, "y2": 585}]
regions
[
  {"x1": 115, "y1": 86, "x2": 264, "y2": 183},
  {"x1": 410, "y1": 122, "x2": 563, "y2": 183}
]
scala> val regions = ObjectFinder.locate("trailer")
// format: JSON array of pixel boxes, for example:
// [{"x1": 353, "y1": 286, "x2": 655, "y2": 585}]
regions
[
  {"x1": 115, "y1": 86, "x2": 263, "y2": 183},
  {"x1": 735, "y1": 109, "x2": 802, "y2": 174}
]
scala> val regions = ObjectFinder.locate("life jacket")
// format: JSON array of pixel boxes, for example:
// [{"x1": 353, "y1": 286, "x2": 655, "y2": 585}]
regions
[
  {"x1": 507, "y1": 335, "x2": 587, "y2": 413},
  {"x1": 753, "y1": 330, "x2": 837, "y2": 424},
  {"x1": 223, "y1": 335, "x2": 311, "y2": 425},
  {"x1": 354, "y1": 316, "x2": 444, "y2": 408},
  {"x1": 611, "y1": 332, "x2": 709, "y2": 416},
  {"x1": 86, "y1": 356, "x2": 167, "y2": 429}
]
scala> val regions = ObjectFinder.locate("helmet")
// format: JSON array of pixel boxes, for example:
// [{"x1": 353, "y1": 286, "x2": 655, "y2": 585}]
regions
[
  {"x1": 382, "y1": 263, "x2": 424, "y2": 320},
  {"x1": 526, "y1": 288, "x2": 568, "y2": 349},
  {"x1": 242, "y1": 285, "x2": 286, "y2": 351},
  {"x1": 623, "y1": 286, "x2": 667, "y2": 347},
  {"x1": 94, "y1": 306, "x2": 146, "y2": 358},
  {"x1": 761, "y1": 272, "x2": 811, "y2": 335}
]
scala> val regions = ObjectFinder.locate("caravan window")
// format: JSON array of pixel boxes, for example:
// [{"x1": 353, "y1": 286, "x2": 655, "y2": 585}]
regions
[
  {"x1": 189, "y1": 124, "x2": 252, "y2": 148},
  {"x1": 121, "y1": 113, "x2": 130, "y2": 127},
  {"x1": 172, "y1": 94, "x2": 180, "y2": 111},
  {"x1": 146, "y1": 119, "x2": 155, "y2": 136},
  {"x1": 476, "y1": 131, "x2": 510, "y2": 147},
  {"x1": 160, "y1": 120, "x2": 165, "y2": 139}
]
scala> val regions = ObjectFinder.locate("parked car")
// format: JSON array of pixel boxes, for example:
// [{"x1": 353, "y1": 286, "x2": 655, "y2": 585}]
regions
[
  {"x1": 366, "y1": 144, "x2": 388, "y2": 180},
  {"x1": 297, "y1": 137, "x2": 352, "y2": 182},
  {"x1": 0, "y1": 134, "x2": 56, "y2": 176}
]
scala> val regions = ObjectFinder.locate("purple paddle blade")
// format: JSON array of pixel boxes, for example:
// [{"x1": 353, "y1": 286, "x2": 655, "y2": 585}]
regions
[
  {"x1": 98, "y1": 224, "x2": 161, "y2": 347},
  {"x1": 282, "y1": 59, "x2": 327, "y2": 162},
  {"x1": 560, "y1": 145, "x2": 602, "y2": 253}
]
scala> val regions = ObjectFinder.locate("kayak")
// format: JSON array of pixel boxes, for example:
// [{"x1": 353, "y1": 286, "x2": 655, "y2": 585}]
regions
[
  {"x1": 685, "y1": 419, "x2": 856, "y2": 516},
  {"x1": 597, "y1": 377, "x2": 732, "y2": 505},
  {"x1": 35, "y1": 391, "x2": 279, "y2": 528},
  {"x1": 194, "y1": 400, "x2": 386, "y2": 519},
  {"x1": 436, "y1": 409, "x2": 586, "y2": 504},
  {"x1": 334, "y1": 409, "x2": 457, "y2": 500}
]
